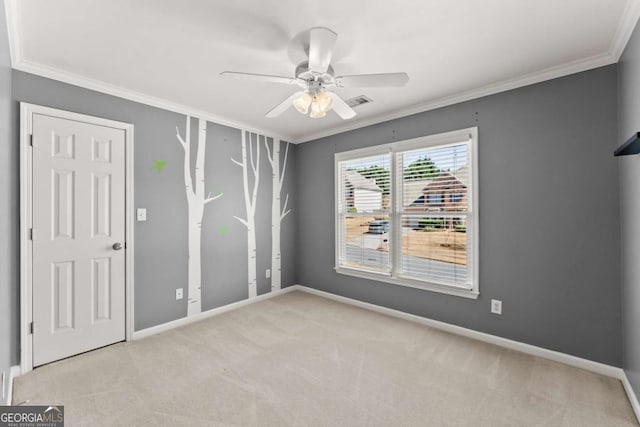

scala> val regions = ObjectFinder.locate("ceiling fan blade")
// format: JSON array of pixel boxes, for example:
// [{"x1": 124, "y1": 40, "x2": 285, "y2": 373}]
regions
[
  {"x1": 220, "y1": 71, "x2": 298, "y2": 85},
  {"x1": 308, "y1": 27, "x2": 337, "y2": 74},
  {"x1": 327, "y1": 92, "x2": 356, "y2": 119},
  {"x1": 335, "y1": 73, "x2": 409, "y2": 88},
  {"x1": 265, "y1": 91, "x2": 304, "y2": 118}
]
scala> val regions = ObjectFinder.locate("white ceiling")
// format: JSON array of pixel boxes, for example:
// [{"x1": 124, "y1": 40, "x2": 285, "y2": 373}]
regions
[{"x1": 6, "y1": 0, "x2": 640, "y2": 142}]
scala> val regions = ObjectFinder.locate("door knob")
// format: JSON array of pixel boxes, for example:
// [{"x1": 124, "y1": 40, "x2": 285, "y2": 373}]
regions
[{"x1": 112, "y1": 242, "x2": 123, "y2": 251}]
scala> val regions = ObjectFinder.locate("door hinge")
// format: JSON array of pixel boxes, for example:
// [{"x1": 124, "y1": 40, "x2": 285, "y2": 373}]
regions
[
  {"x1": 29, "y1": 228, "x2": 33, "y2": 240},
  {"x1": 29, "y1": 322, "x2": 33, "y2": 334},
  {"x1": 29, "y1": 134, "x2": 33, "y2": 147}
]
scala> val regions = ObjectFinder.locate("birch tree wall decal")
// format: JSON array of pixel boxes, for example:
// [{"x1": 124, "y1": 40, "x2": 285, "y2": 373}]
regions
[
  {"x1": 232, "y1": 131, "x2": 260, "y2": 298},
  {"x1": 175, "y1": 116, "x2": 223, "y2": 316},
  {"x1": 264, "y1": 139, "x2": 291, "y2": 290}
]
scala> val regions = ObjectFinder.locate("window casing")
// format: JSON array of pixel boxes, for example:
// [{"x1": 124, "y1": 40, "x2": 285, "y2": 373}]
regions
[{"x1": 335, "y1": 127, "x2": 479, "y2": 299}]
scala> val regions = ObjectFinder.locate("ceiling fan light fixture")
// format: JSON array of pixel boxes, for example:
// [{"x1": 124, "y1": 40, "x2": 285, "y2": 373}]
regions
[
  {"x1": 314, "y1": 91, "x2": 333, "y2": 113},
  {"x1": 292, "y1": 92, "x2": 312, "y2": 114},
  {"x1": 223, "y1": 27, "x2": 406, "y2": 120},
  {"x1": 294, "y1": 90, "x2": 334, "y2": 118},
  {"x1": 309, "y1": 108, "x2": 327, "y2": 119},
  {"x1": 310, "y1": 98, "x2": 327, "y2": 118}
]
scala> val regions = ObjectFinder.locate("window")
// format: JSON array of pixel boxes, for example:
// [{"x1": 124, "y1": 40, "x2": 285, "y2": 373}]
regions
[
  {"x1": 335, "y1": 127, "x2": 478, "y2": 298},
  {"x1": 427, "y1": 193, "x2": 444, "y2": 205}
]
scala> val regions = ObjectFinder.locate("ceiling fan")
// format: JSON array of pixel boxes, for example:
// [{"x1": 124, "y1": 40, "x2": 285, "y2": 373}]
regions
[{"x1": 220, "y1": 27, "x2": 409, "y2": 120}]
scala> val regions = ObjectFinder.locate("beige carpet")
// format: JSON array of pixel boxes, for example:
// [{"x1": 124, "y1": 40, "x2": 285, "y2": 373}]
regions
[{"x1": 13, "y1": 291, "x2": 638, "y2": 426}]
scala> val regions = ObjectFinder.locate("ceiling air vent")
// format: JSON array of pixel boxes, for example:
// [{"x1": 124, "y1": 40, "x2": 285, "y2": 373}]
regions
[{"x1": 345, "y1": 95, "x2": 373, "y2": 108}]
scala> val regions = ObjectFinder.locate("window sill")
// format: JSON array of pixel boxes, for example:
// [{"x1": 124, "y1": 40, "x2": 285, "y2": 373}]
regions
[{"x1": 334, "y1": 266, "x2": 479, "y2": 300}]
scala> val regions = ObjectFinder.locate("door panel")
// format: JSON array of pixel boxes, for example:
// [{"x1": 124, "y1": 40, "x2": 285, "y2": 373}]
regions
[
  {"x1": 92, "y1": 257, "x2": 112, "y2": 322},
  {"x1": 52, "y1": 261, "x2": 74, "y2": 331},
  {"x1": 92, "y1": 173, "x2": 111, "y2": 238},
  {"x1": 32, "y1": 113, "x2": 126, "y2": 367},
  {"x1": 52, "y1": 170, "x2": 75, "y2": 239}
]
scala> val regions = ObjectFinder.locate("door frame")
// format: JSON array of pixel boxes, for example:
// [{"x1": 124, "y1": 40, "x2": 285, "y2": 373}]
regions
[{"x1": 20, "y1": 103, "x2": 135, "y2": 374}]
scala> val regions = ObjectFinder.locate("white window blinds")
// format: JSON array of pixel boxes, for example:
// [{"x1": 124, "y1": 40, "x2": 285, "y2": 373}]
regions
[
  {"x1": 335, "y1": 128, "x2": 478, "y2": 297},
  {"x1": 337, "y1": 153, "x2": 391, "y2": 274},
  {"x1": 397, "y1": 142, "x2": 471, "y2": 287}
]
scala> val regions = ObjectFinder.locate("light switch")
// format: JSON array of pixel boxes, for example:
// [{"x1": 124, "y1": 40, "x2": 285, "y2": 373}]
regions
[{"x1": 137, "y1": 208, "x2": 147, "y2": 221}]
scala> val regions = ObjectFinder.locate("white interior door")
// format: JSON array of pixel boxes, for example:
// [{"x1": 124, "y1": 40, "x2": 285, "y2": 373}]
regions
[{"x1": 32, "y1": 113, "x2": 126, "y2": 367}]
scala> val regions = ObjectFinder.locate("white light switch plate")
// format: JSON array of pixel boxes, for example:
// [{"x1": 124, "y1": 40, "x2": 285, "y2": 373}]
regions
[
  {"x1": 176, "y1": 288, "x2": 183, "y2": 300},
  {"x1": 137, "y1": 208, "x2": 147, "y2": 221},
  {"x1": 266, "y1": 269, "x2": 271, "y2": 278}
]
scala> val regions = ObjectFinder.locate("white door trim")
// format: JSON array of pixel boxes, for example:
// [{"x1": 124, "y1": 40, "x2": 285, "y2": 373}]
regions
[{"x1": 19, "y1": 102, "x2": 135, "y2": 374}]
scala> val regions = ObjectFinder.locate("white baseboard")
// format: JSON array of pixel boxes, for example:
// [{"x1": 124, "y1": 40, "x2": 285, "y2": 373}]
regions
[
  {"x1": 2, "y1": 365, "x2": 20, "y2": 406},
  {"x1": 622, "y1": 372, "x2": 640, "y2": 423},
  {"x1": 294, "y1": 286, "x2": 623, "y2": 378},
  {"x1": 132, "y1": 286, "x2": 298, "y2": 340},
  {"x1": 95, "y1": 283, "x2": 640, "y2": 424},
  {"x1": 133, "y1": 283, "x2": 623, "y2": 378},
  {"x1": 294, "y1": 285, "x2": 640, "y2": 423}
]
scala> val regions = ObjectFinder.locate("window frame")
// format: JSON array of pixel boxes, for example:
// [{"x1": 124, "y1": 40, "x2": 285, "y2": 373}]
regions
[{"x1": 334, "y1": 127, "x2": 479, "y2": 299}]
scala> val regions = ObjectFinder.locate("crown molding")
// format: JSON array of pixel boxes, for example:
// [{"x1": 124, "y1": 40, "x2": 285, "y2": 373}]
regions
[
  {"x1": 11, "y1": 60, "x2": 291, "y2": 142},
  {"x1": 610, "y1": 0, "x2": 640, "y2": 61},
  {"x1": 4, "y1": 0, "x2": 20, "y2": 66},
  {"x1": 3, "y1": 1, "x2": 289, "y2": 142},
  {"x1": 294, "y1": 0, "x2": 640, "y2": 142},
  {"x1": 293, "y1": 52, "x2": 616, "y2": 143},
  {"x1": 5, "y1": 0, "x2": 639, "y2": 145}
]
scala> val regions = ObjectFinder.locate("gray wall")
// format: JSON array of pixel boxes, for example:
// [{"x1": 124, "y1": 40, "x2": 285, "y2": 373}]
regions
[
  {"x1": 0, "y1": 35, "x2": 624, "y2": 374},
  {"x1": 295, "y1": 65, "x2": 622, "y2": 365},
  {"x1": 0, "y1": 2, "x2": 16, "y2": 393},
  {"x1": 5, "y1": 70, "x2": 296, "y2": 366},
  {"x1": 619, "y1": 18, "x2": 640, "y2": 397}
]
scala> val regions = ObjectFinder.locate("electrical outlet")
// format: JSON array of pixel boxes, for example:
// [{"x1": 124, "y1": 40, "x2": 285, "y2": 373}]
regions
[
  {"x1": 491, "y1": 299, "x2": 502, "y2": 315},
  {"x1": 176, "y1": 288, "x2": 183, "y2": 300},
  {"x1": 266, "y1": 269, "x2": 271, "y2": 278},
  {"x1": 137, "y1": 208, "x2": 147, "y2": 221}
]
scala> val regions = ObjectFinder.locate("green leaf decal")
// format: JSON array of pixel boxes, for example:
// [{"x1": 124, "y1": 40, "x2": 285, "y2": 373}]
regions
[{"x1": 151, "y1": 160, "x2": 167, "y2": 173}]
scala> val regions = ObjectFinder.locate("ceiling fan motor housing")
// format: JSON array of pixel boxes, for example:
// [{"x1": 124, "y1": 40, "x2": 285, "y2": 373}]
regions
[{"x1": 295, "y1": 61, "x2": 335, "y2": 95}]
